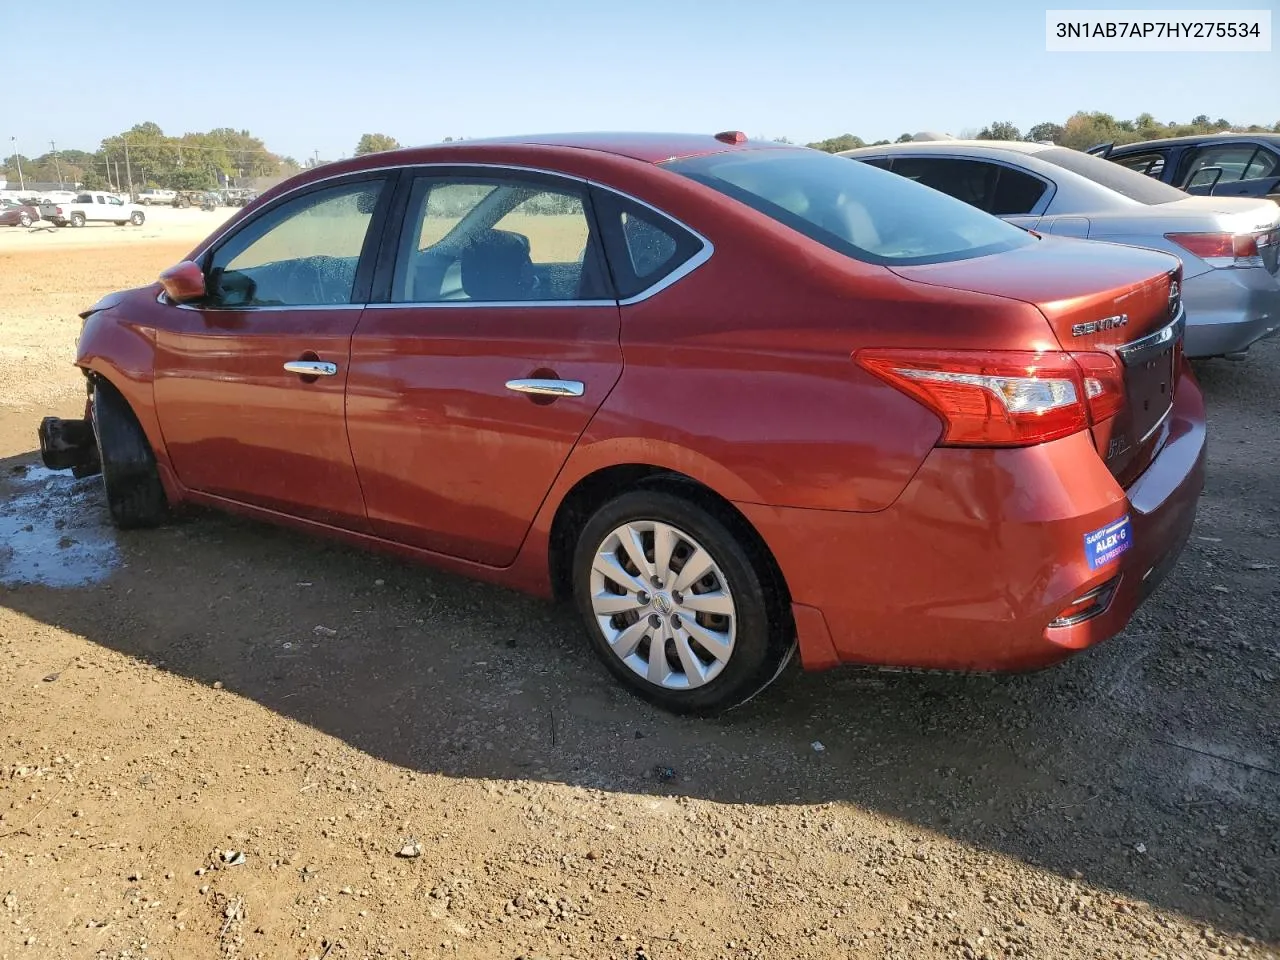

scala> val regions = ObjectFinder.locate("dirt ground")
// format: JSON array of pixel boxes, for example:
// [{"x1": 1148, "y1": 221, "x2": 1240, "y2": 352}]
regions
[{"x1": 0, "y1": 220, "x2": 1277, "y2": 960}]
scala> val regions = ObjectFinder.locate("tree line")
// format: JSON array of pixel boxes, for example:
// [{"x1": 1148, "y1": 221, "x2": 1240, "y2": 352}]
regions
[
  {"x1": 6, "y1": 115, "x2": 1277, "y2": 192},
  {"x1": 804, "y1": 111, "x2": 1280, "y2": 153},
  {"x1": 1, "y1": 122, "x2": 298, "y2": 192}
]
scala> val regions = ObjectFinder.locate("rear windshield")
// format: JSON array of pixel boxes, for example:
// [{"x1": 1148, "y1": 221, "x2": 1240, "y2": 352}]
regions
[
  {"x1": 666, "y1": 149, "x2": 1034, "y2": 266},
  {"x1": 1035, "y1": 148, "x2": 1188, "y2": 204}
]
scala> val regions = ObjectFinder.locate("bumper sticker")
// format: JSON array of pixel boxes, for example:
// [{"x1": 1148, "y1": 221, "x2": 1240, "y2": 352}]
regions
[{"x1": 1085, "y1": 515, "x2": 1133, "y2": 571}]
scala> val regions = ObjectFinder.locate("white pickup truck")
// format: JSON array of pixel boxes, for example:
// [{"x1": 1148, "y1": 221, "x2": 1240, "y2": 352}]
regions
[{"x1": 40, "y1": 192, "x2": 146, "y2": 228}]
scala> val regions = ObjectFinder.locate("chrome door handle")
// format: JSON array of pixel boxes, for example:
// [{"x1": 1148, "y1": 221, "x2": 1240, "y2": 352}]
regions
[
  {"x1": 505, "y1": 378, "x2": 584, "y2": 398},
  {"x1": 283, "y1": 360, "x2": 338, "y2": 377}
]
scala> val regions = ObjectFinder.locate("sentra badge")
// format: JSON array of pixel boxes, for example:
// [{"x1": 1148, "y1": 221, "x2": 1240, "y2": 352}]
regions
[{"x1": 1072, "y1": 314, "x2": 1129, "y2": 337}]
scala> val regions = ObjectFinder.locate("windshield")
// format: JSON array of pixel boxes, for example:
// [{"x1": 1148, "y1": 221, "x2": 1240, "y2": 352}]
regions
[
  {"x1": 1035, "y1": 148, "x2": 1188, "y2": 204},
  {"x1": 666, "y1": 149, "x2": 1035, "y2": 266}
]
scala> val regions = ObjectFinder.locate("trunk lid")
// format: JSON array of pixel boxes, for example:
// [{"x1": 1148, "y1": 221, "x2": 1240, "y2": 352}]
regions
[{"x1": 890, "y1": 236, "x2": 1184, "y2": 486}]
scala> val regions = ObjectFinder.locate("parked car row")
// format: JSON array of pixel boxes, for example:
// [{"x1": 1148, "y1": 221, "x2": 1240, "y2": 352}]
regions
[
  {"x1": 840, "y1": 139, "x2": 1280, "y2": 360},
  {"x1": 40, "y1": 129, "x2": 1223, "y2": 715},
  {"x1": 0, "y1": 198, "x2": 40, "y2": 227},
  {"x1": 136, "y1": 187, "x2": 259, "y2": 207}
]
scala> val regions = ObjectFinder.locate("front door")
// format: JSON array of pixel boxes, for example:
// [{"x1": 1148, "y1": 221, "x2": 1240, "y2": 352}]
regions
[
  {"x1": 346, "y1": 171, "x2": 623, "y2": 566},
  {"x1": 152, "y1": 176, "x2": 391, "y2": 530}
]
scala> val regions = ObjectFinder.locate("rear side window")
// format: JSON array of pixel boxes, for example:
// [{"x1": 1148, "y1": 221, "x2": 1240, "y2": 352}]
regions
[
  {"x1": 887, "y1": 157, "x2": 1047, "y2": 216},
  {"x1": 1036, "y1": 147, "x2": 1188, "y2": 203},
  {"x1": 1114, "y1": 151, "x2": 1167, "y2": 178},
  {"x1": 592, "y1": 189, "x2": 703, "y2": 299},
  {"x1": 990, "y1": 167, "x2": 1049, "y2": 215},
  {"x1": 668, "y1": 149, "x2": 1033, "y2": 266}
]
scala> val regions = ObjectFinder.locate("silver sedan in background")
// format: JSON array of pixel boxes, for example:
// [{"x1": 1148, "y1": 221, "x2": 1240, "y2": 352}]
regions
[{"x1": 840, "y1": 140, "x2": 1280, "y2": 359}]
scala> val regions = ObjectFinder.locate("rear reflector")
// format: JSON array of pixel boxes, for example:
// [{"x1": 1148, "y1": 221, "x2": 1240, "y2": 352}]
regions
[
  {"x1": 1166, "y1": 231, "x2": 1265, "y2": 268},
  {"x1": 1048, "y1": 578, "x2": 1118, "y2": 628},
  {"x1": 855, "y1": 348, "x2": 1124, "y2": 447}
]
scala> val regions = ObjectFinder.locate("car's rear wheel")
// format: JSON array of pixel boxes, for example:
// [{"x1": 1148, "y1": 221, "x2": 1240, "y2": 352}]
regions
[
  {"x1": 572, "y1": 489, "x2": 794, "y2": 715},
  {"x1": 130, "y1": 211, "x2": 145, "y2": 226},
  {"x1": 92, "y1": 379, "x2": 168, "y2": 529},
  {"x1": 18, "y1": 212, "x2": 32, "y2": 227},
  {"x1": 70, "y1": 212, "x2": 85, "y2": 227}
]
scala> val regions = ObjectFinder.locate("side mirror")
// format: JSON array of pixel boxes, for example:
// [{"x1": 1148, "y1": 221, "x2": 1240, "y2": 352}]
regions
[{"x1": 159, "y1": 260, "x2": 206, "y2": 302}]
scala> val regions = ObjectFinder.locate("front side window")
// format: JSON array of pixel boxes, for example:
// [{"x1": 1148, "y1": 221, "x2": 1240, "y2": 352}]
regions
[
  {"x1": 1244, "y1": 147, "x2": 1279, "y2": 180},
  {"x1": 668, "y1": 149, "x2": 1034, "y2": 265},
  {"x1": 1185, "y1": 144, "x2": 1266, "y2": 186},
  {"x1": 391, "y1": 175, "x2": 608, "y2": 303},
  {"x1": 203, "y1": 180, "x2": 383, "y2": 308}
]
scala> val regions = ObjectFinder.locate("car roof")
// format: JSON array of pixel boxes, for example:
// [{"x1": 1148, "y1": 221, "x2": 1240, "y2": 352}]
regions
[
  {"x1": 839, "y1": 140, "x2": 1056, "y2": 157},
  {"x1": 1109, "y1": 132, "x2": 1280, "y2": 153},
  {"x1": 332, "y1": 132, "x2": 779, "y2": 170}
]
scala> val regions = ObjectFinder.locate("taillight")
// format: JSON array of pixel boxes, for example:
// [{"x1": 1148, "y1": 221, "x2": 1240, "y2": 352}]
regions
[
  {"x1": 1166, "y1": 231, "x2": 1265, "y2": 268},
  {"x1": 1071, "y1": 351, "x2": 1125, "y2": 422},
  {"x1": 54, "y1": 206, "x2": 63, "y2": 215},
  {"x1": 855, "y1": 348, "x2": 1125, "y2": 447}
]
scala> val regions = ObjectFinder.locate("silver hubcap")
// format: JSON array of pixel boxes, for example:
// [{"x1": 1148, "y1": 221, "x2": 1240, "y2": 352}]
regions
[{"x1": 589, "y1": 520, "x2": 736, "y2": 690}]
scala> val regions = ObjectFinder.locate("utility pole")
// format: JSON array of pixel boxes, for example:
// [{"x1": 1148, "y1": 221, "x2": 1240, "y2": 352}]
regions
[
  {"x1": 9, "y1": 137, "x2": 25, "y2": 191},
  {"x1": 313, "y1": 148, "x2": 320, "y2": 167},
  {"x1": 123, "y1": 138, "x2": 134, "y2": 199},
  {"x1": 50, "y1": 140, "x2": 63, "y2": 189}
]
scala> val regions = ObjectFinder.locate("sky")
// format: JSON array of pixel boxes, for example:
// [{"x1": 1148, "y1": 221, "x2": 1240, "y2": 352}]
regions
[{"x1": 4, "y1": 0, "x2": 1276, "y2": 162}]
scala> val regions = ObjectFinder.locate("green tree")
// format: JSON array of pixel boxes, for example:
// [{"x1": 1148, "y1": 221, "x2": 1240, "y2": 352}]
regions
[
  {"x1": 977, "y1": 121, "x2": 1021, "y2": 141},
  {"x1": 1027, "y1": 122, "x2": 1064, "y2": 143},
  {"x1": 804, "y1": 133, "x2": 864, "y2": 153},
  {"x1": 895, "y1": 133, "x2": 915, "y2": 143},
  {"x1": 354, "y1": 133, "x2": 401, "y2": 155}
]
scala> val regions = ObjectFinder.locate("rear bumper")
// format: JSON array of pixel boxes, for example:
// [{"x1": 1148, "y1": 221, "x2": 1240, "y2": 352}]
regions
[
  {"x1": 1182, "y1": 266, "x2": 1280, "y2": 358},
  {"x1": 738, "y1": 362, "x2": 1206, "y2": 673}
]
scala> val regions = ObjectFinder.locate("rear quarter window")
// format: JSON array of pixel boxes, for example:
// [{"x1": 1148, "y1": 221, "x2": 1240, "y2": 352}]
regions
[{"x1": 591, "y1": 188, "x2": 704, "y2": 299}]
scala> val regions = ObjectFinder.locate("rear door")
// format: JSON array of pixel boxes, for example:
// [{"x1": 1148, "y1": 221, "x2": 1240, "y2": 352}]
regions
[{"x1": 345, "y1": 168, "x2": 623, "y2": 566}]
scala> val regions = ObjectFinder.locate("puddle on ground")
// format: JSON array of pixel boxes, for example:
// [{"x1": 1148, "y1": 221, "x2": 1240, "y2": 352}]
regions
[{"x1": 0, "y1": 465, "x2": 120, "y2": 587}]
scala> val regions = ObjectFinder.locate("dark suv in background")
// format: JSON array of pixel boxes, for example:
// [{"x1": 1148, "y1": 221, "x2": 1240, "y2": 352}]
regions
[{"x1": 1093, "y1": 133, "x2": 1280, "y2": 201}]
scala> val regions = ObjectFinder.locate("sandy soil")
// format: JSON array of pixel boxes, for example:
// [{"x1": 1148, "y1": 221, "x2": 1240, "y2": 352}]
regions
[{"x1": 0, "y1": 226, "x2": 1277, "y2": 960}]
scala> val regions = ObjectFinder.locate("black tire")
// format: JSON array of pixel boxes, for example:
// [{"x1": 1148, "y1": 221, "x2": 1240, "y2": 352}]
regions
[
  {"x1": 571, "y1": 488, "x2": 794, "y2": 715},
  {"x1": 130, "y1": 211, "x2": 145, "y2": 226},
  {"x1": 70, "y1": 212, "x2": 85, "y2": 227},
  {"x1": 92, "y1": 379, "x2": 168, "y2": 529},
  {"x1": 115, "y1": 220, "x2": 127, "y2": 226}
]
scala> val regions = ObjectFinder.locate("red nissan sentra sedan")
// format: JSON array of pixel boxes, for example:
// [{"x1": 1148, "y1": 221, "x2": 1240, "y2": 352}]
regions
[{"x1": 38, "y1": 132, "x2": 1206, "y2": 714}]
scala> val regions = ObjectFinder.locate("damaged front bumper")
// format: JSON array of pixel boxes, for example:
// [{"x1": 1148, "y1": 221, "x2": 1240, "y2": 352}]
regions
[{"x1": 38, "y1": 416, "x2": 101, "y2": 478}]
